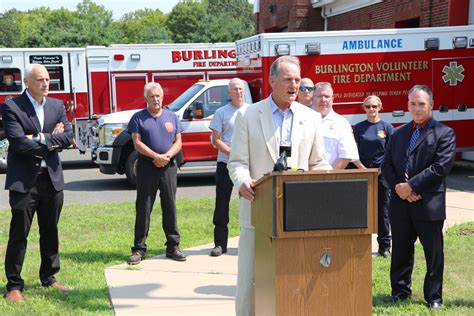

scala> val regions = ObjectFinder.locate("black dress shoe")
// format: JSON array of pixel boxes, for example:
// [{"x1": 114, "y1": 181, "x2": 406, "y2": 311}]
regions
[
  {"x1": 384, "y1": 294, "x2": 410, "y2": 304},
  {"x1": 428, "y1": 302, "x2": 442, "y2": 312},
  {"x1": 166, "y1": 248, "x2": 186, "y2": 261}
]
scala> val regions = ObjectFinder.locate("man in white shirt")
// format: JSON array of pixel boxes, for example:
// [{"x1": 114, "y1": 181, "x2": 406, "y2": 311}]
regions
[{"x1": 313, "y1": 82, "x2": 359, "y2": 169}]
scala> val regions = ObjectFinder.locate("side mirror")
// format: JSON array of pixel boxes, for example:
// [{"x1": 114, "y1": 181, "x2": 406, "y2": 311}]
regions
[
  {"x1": 184, "y1": 101, "x2": 204, "y2": 120},
  {"x1": 192, "y1": 101, "x2": 204, "y2": 119},
  {"x1": 184, "y1": 106, "x2": 194, "y2": 120}
]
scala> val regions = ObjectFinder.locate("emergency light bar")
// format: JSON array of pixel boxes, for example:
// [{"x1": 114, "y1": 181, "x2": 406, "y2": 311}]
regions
[
  {"x1": 130, "y1": 54, "x2": 141, "y2": 61},
  {"x1": 1, "y1": 55, "x2": 13, "y2": 63},
  {"x1": 452, "y1": 36, "x2": 467, "y2": 49},
  {"x1": 114, "y1": 54, "x2": 125, "y2": 61},
  {"x1": 274, "y1": 44, "x2": 290, "y2": 56},
  {"x1": 424, "y1": 38, "x2": 439, "y2": 50},
  {"x1": 305, "y1": 43, "x2": 321, "y2": 55}
]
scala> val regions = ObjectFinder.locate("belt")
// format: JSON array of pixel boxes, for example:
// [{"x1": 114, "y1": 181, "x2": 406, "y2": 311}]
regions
[{"x1": 38, "y1": 167, "x2": 48, "y2": 175}]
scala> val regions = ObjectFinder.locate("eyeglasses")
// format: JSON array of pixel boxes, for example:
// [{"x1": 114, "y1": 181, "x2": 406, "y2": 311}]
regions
[
  {"x1": 299, "y1": 86, "x2": 314, "y2": 92},
  {"x1": 364, "y1": 105, "x2": 379, "y2": 109}
]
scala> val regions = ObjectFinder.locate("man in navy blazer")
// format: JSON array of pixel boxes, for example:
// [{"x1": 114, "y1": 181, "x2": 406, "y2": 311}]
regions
[
  {"x1": 2, "y1": 64, "x2": 74, "y2": 302},
  {"x1": 382, "y1": 85, "x2": 456, "y2": 312}
]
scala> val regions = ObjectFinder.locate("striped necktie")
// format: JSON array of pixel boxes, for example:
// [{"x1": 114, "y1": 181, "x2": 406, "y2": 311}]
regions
[{"x1": 405, "y1": 124, "x2": 420, "y2": 181}]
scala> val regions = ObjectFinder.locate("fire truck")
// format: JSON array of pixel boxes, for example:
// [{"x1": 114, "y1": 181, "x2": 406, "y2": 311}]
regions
[
  {"x1": 93, "y1": 79, "x2": 252, "y2": 186},
  {"x1": 236, "y1": 25, "x2": 474, "y2": 160},
  {"x1": 0, "y1": 43, "x2": 239, "y2": 172}
]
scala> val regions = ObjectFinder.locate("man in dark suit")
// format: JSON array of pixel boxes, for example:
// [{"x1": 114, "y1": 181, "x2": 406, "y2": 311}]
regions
[
  {"x1": 382, "y1": 85, "x2": 456, "y2": 312},
  {"x1": 1, "y1": 64, "x2": 74, "y2": 302}
]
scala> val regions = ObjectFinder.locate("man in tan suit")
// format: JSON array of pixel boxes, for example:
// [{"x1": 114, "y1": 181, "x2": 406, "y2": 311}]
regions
[{"x1": 228, "y1": 56, "x2": 331, "y2": 316}]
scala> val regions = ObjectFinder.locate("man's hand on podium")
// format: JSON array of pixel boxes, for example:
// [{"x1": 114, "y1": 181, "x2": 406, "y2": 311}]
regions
[{"x1": 239, "y1": 179, "x2": 256, "y2": 201}]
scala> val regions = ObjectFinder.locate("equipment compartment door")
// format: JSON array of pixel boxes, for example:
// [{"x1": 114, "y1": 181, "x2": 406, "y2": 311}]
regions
[
  {"x1": 111, "y1": 74, "x2": 148, "y2": 113},
  {"x1": 432, "y1": 57, "x2": 474, "y2": 149}
]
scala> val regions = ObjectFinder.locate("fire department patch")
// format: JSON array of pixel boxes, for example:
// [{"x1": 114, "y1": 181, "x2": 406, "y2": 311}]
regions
[
  {"x1": 377, "y1": 130, "x2": 386, "y2": 138},
  {"x1": 165, "y1": 122, "x2": 174, "y2": 133}
]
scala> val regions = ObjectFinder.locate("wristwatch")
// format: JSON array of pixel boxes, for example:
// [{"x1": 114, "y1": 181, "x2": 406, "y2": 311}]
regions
[{"x1": 33, "y1": 134, "x2": 40, "y2": 143}]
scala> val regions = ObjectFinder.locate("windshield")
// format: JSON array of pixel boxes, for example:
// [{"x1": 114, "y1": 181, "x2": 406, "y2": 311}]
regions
[{"x1": 167, "y1": 84, "x2": 204, "y2": 112}]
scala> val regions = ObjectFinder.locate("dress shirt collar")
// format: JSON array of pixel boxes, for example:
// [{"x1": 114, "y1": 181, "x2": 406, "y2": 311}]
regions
[
  {"x1": 322, "y1": 109, "x2": 337, "y2": 121},
  {"x1": 270, "y1": 95, "x2": 293, "y2": 114},
  {"x1": 25, "y1": 89, "x2": 46, "y2": 108},
  {"x1": 412, "y1": 117, "x2": 431, "y2": 130}
]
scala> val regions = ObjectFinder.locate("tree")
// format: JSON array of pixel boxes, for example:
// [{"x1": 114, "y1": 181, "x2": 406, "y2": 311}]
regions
[
  {"x1": 204, "y1": 0, "x2": 255, "y2": 42},
  {"x1": 114, "y1": 9, "x2": 170, "y2": 44},
  {"x1": 19, "y1": 7, "x2": 55, "y2": 47},
  {"x1": 75, "y1": 0, "x2": 115, "y2": 46},
  {"x1": 167, "y1": 0, "x2": 254, "y2": 43},
  {"x1": 0, "y1": 10, "x2": 22, "y2": 47},
  {"x1": 166, "y1": 0, "x2": 209, "y2": 43}
]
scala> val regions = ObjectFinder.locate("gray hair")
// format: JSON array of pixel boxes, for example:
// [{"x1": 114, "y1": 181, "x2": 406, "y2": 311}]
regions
[
  {"x1": 24, "y1": 63, "x2": 47, "y2": 79},
  {"x1": 269, "y1": 56, "x2": 300, "y2": 78},
  {"x1": 228, "y1": 77, "x2": 243, "y2": 90},
  {"x1": 144, "y1": 82, "x2": 163, "y2": 98},
  {"x1": 408, "y1": 85, "x2": 433, "y2": 103},
  {"x1": 314, "y1": 82, "x2": 332, "y2": 91}
]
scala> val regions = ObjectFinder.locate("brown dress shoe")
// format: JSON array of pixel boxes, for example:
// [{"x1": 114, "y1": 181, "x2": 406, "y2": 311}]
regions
[
  {"x1": 50, "y1": 282, "x2": 70, "y2": 294},
  {"x1": 4, "y1": 289, "x2": 24, "y2": 302}
]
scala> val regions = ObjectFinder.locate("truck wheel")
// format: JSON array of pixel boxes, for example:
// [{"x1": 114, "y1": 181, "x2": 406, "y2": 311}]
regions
[
  {"x1": 125, "y1": 150, "x2": 138, "y2": 188},
  {"x1": 0, "y1": 134, "x2": 8, "y2": 173}
]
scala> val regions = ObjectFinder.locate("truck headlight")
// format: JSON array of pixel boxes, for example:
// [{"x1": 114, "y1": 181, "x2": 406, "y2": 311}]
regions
[{"x1": 99, "y1": 123, "x2": 126, "y2": 146}]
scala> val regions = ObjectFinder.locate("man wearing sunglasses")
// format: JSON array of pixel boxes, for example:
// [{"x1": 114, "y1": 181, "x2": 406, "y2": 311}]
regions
[{"x1": 297, "y1": 77, "x2": 314, "y2": 107}]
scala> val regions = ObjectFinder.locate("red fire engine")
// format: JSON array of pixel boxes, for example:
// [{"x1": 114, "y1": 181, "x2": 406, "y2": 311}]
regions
[
  {"x1": 0, "y1": 43, "x2": 240, "y2": 171},
  {"x1": 236, "y1": 25, "x2": 474, "y2": 160}
]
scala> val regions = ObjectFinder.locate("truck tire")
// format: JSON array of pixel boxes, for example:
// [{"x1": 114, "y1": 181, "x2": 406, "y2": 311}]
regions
[
  {"x1": 125, "y1": 150, "x2": 138, "y2": 188},
  {"x1": 0, "y1": 133, "x2": 8, "y2": 173}
]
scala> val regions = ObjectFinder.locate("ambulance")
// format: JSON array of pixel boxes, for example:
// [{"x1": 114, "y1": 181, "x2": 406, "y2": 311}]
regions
[
  {"x1": 236, "y1": 25, "x2": 474, "y2": 160},
  {"x1": 0, "y1": 43, "x2": 240, "y2": 172}
]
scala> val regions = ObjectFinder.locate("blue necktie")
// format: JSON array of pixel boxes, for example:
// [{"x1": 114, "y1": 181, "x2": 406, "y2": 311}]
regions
[{"x1": 405, "y1": 124, "x2": 420, "y2": 180}]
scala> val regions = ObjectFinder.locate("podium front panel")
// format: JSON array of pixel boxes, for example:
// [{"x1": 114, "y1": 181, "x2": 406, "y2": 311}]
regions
[{"x1": 283, "y1": 179, "x2": 368, "y2": 231}]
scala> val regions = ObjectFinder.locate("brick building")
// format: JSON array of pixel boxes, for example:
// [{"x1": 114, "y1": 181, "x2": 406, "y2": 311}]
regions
[{"x1": 254, "y1": 0, "x2": 473, "y2": 33}]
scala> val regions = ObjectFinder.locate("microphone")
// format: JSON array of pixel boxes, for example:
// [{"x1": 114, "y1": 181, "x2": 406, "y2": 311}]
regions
[{"x1": 274, "y1": 145, "x2": 291, "y2": 172}]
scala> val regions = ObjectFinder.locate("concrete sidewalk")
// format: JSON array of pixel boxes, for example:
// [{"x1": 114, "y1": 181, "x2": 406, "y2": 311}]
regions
[{"x1": 105, "y1": 190, "x2": 474, "y2": 315}]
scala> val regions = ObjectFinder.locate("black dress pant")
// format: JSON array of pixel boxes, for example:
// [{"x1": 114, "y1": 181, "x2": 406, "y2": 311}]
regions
[
  {"x1": 5, "y1": 172, "x2": 63, "y2": 291},
  {"x1": 389, "y1": 198, "x2": 444, "y2": 303},
  {"x1": 377, "y1": 175, "x2": 391, "y2": 251},
  {"x1": 132, "y1": 157, "x2": 180, "y2": 254},
  {"x1": 212, "y1": 162, "x2": 234, "y2": 250}
]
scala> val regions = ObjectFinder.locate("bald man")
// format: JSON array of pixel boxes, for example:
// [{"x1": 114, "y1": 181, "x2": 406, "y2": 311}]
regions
[
  {"x1": 297, "y1": 77, "x2": 314, "y2": 107},
  {"x1": 208, "y1": 78, "x2": 249, "y2": 257},
  {"x1": 2, "y1": 64, "x2": 74, "y2": 302}
]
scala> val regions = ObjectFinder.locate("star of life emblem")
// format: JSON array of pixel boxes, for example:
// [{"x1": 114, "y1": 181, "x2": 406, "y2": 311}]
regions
[{"x1": 442, "y1": 61, "x2": 465, "y2": 86}]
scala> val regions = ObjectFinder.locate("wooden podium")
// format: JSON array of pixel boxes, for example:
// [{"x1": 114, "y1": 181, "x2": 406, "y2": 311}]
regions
[{"x1": 252, "y1": 169, "x2": 378, "y2": 316}]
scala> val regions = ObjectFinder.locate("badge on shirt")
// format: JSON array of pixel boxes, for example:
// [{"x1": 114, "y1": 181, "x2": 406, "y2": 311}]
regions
[
  {"x1": 377, "y1": 130, "x2": 386, "y2": 138},
  {"x1": 165, "y1": 122, "x2": 174, "y2": 133},
  {"x1": 329, "y1": 122, "x2": 336, "y2": 129}
]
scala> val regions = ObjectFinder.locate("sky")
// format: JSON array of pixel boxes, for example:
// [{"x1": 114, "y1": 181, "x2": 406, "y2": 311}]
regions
[{"x1": 0, "y1": 0, "x2": 254, "y2": 19}]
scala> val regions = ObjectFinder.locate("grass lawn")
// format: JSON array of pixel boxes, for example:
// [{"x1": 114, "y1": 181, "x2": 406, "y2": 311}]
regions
[{"x1": 0, "y1": 199, "x2": 472, "y2": 315}]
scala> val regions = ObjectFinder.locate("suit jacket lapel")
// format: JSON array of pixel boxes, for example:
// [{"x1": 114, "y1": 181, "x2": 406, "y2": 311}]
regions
[
  {"x1": 400, "y1": 123, "x2": 412, "y2": 158},
  {"x1": 411, "y1": 119, "x2": 434, "y2": 154},
  {"x1": 19, "y1": 92, "x2": 42, "y2": 133},
  {"x1": 259, "y1": 98, "x2": 278, "y2": 163},
  {"x1": 43, "y1": 98, "x2": 55, "y2": 133}
]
